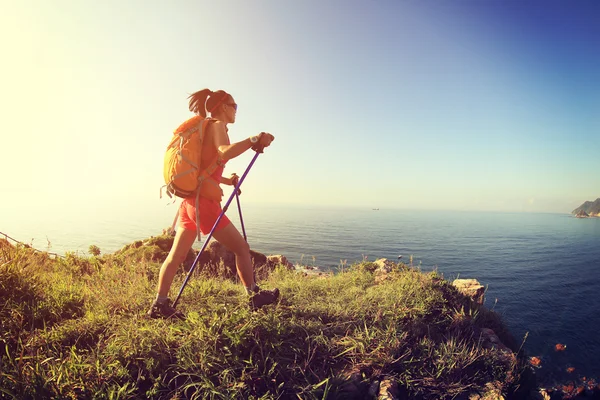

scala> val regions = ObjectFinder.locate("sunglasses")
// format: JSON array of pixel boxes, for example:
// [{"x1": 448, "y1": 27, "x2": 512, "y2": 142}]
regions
[{"x1": 226, "y1": 103, "x2": 238, "y2": 111}]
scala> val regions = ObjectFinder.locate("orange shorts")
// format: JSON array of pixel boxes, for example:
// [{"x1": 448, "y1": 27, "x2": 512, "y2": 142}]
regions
[{"x1": 179, "y1": 197, "x2": 230, "y2": 235}]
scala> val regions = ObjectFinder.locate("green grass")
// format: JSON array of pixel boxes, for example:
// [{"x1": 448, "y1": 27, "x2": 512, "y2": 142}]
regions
[{"x1": 0, "y1": 236, "x2": 531, "y2": 399}]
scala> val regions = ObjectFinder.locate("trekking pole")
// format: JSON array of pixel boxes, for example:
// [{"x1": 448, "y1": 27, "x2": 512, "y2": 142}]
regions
[
  {"x1": 173, "y1": 151, "x2": 261, "y2": 308},
  {"x1": 236, "y1": 191, "x2": 256, "y2": 285},
  {"x1": 236, "y1": 192, "x2": 247, "y2": 242}
]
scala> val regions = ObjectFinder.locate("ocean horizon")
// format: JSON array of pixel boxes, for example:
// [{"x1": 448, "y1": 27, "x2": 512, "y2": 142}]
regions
[{"x1": 3, "y1": 203, "x2": 599, "y2": 387}]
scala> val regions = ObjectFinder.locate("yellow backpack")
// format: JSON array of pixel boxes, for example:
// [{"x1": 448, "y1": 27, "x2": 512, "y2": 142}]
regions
[{"x1": 162, "y1": 115, "x2": 220, "y2": 199}]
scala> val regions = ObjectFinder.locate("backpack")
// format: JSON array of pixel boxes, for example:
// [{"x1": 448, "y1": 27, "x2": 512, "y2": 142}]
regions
[{"x1": 162, "y1": 115, "x2": 219, "y2": 199}]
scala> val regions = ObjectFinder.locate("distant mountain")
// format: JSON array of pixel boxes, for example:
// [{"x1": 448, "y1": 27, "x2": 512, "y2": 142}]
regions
[{"x1": 571, "y1": 198, "x2": 600, "y2": 217}]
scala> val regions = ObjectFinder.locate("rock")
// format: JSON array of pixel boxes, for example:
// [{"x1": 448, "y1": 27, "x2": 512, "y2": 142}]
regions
[
  {"x1": 162, "y1": 227, "x2": 176, "y2": 236},
  {"x1": 482, "y1": 382, "x2": 505, "y2": 400},
  {"x1": 193, "y1": 240, "x2": 295, "y2": 280},
  {"x1": 373, "y1": 258, "x2": 406, "y2": 284},
  {"x1": 295, "y1": 264, "x2": 328, "y2": 277},
  {"x1": 575, "y1": 210, "x2": 590, "y2": 218},
  {"x1": 480, "y1": 329, "x2": 506, "y2": 349},
  {"x1": 478, "y1": 328, "x2": 516, "y2": 365},
  {"x1": 378, "y1": 377, "x2": 402, "y2": 400},
  {"x1": 266, "y1": 255, "x2": 294, "y2": 270},
  {"x1": 452, "y1": 279, "x2": 485, "y2": 305},
  {"x1": 256, "y1": 254, "x2": 294, "y2": 279},
  {"x1": 374, "y1": 258, "x2": 396, "y2": 273},
  {"x1": 466, "y1": 382, "x2": 505, "y2": 400},
  {"x1": 368, "y1": 381, "x2": 380, "y2": 398},
  {"x1": 531, "y1": 390, "x2": 551, "y2": 400},
  {"x1": 197, "y1": 240, "x2": 236, "y2": 270},
  {"x1": 339, "y1": 370, "x2": 364, "y2": 397}
]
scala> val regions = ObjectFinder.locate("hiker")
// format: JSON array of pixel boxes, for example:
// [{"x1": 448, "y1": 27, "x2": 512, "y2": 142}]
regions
[{"x1": 148, "y1": 89, "x2": 280, "y2": 319}]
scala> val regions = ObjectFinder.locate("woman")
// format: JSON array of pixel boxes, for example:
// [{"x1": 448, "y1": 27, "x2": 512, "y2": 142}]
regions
[{"x1": 148, "y1": 89, "x2": 279, "y2": 319}]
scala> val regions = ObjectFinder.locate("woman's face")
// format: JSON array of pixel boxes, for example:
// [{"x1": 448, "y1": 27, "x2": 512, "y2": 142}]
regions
[{"x1": 223, "y1": 97, "x2": 237, "y2": 123}]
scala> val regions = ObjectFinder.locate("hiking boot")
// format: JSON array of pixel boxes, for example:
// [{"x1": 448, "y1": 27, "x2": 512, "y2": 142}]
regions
[
  {"x1": 147, "y1": 299, "x2": 185, "y2": 320},
  {"x1": 249, "y1": 288, "x2": 280, "y2": 311}
]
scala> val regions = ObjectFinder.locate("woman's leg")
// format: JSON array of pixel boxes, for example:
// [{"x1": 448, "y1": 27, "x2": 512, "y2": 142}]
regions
[
  {"x1": 212, "y1": 221, "x2": 279, "y2": 310},
  {"x1": 212, "y1": 222, "x2": 255, "y2": 289},
  {"x1": 156, "y1": 227, "x2": 197, "y2": 297}
]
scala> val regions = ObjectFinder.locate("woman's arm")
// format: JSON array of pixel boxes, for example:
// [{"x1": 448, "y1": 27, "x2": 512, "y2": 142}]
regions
[
  {"x1": 209, "y1": 121, "x2": 274, "y2": 161},
  {"x1": 221, "y1": 173, "x2": 241, "y2": 195},
  {"x1": 211, "y1": 120, "x2": 254, "y2": 161},
  {"x1": 221, "y1": 173, "x2": 238, "y2": 185}
]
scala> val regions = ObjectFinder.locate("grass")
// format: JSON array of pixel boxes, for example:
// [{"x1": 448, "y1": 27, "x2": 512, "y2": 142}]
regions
[{"x1": 0, "y1": 236, "x2": 533, "y2": 399}]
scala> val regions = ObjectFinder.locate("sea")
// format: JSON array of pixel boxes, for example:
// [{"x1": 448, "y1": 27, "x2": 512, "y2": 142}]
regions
[{"x1": 2, "y1": 203, "x2": 599, "y2": 387}]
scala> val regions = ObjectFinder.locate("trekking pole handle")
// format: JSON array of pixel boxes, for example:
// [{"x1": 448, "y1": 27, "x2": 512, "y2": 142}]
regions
[{"x1": 173, "y1": 151, "x2": 261, "y2": 308}]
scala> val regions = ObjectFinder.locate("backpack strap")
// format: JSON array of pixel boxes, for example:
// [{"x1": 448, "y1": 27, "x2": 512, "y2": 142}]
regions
[
  {"x1": 194, "y1": 118, "x2": 211, "y2": 242},
  {"x1": 193, "y1": 118, "x2": 226, "y2": 242},
  {"x1": 195, "y1": 191, "x2": 202, "y2": 241},
  {"x1": 195, "y1": 119, "x2": 225, "y2": 192}
]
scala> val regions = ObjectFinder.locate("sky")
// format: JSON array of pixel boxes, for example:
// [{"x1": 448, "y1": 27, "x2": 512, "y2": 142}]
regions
[{"x1": 1, "y1": 0, "x2": 599, "y2": 218}]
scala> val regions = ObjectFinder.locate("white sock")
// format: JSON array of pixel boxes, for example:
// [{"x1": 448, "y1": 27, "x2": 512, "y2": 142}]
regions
[
  {"x1": 155, "y1": 294, "x2": 168, "y2": 304},
  {"x1": 245, "y1": 284, "x2": 259, "y2": 295}
]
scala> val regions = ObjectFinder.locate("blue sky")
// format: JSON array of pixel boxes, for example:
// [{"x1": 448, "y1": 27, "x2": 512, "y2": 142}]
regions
[{"x1": 1, "y1": 0, "x2": 598, "y2": 218}]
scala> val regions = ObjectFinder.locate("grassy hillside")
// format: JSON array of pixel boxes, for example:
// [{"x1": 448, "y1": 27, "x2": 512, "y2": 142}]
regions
[{"x1": 0, "y1": 236, "x2": 533, "y2": 399}]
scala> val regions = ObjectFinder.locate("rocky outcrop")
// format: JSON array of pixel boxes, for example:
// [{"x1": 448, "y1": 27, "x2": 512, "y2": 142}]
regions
[
  {"x1": 112, "y1": 235, "x2": 197, "y2": 265},
  {"x1": 196, "y1": 240, "x2": 294, "y2": 280},
  {"x1": 373, "y1": 258, "x2": 397, "y2": 273},
  {"x1": 479, "y1": 328, "x2": 516, "y2": 365},
  {"x1": 572, "y1": 198, "x2": 600, "y2": 216},
  {"x1": 110, "y1": 234, "x2": 294, "y2": 280},
  {"x1": 452, "y1": 278, "x2": 486, "y2": 305}
]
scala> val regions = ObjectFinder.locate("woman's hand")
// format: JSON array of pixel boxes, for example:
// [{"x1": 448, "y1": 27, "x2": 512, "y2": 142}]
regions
[
  {"x1": 229, "y1": 173, "x2": 241, "y2": 195},
  {"x1": 259, "y1": 132, "x2": 274, "y2": 146},
  {"x1": 252, "y1": 132, "x2": 275, "y2": 153}
]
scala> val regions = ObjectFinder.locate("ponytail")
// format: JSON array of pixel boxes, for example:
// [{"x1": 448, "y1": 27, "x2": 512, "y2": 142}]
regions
[
  {"x1": 188, "y1": 89, "x2": 232, "y2": 117},
  {"x1": 188, "y1": 89, "x2": 212, "y2": 117}
]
